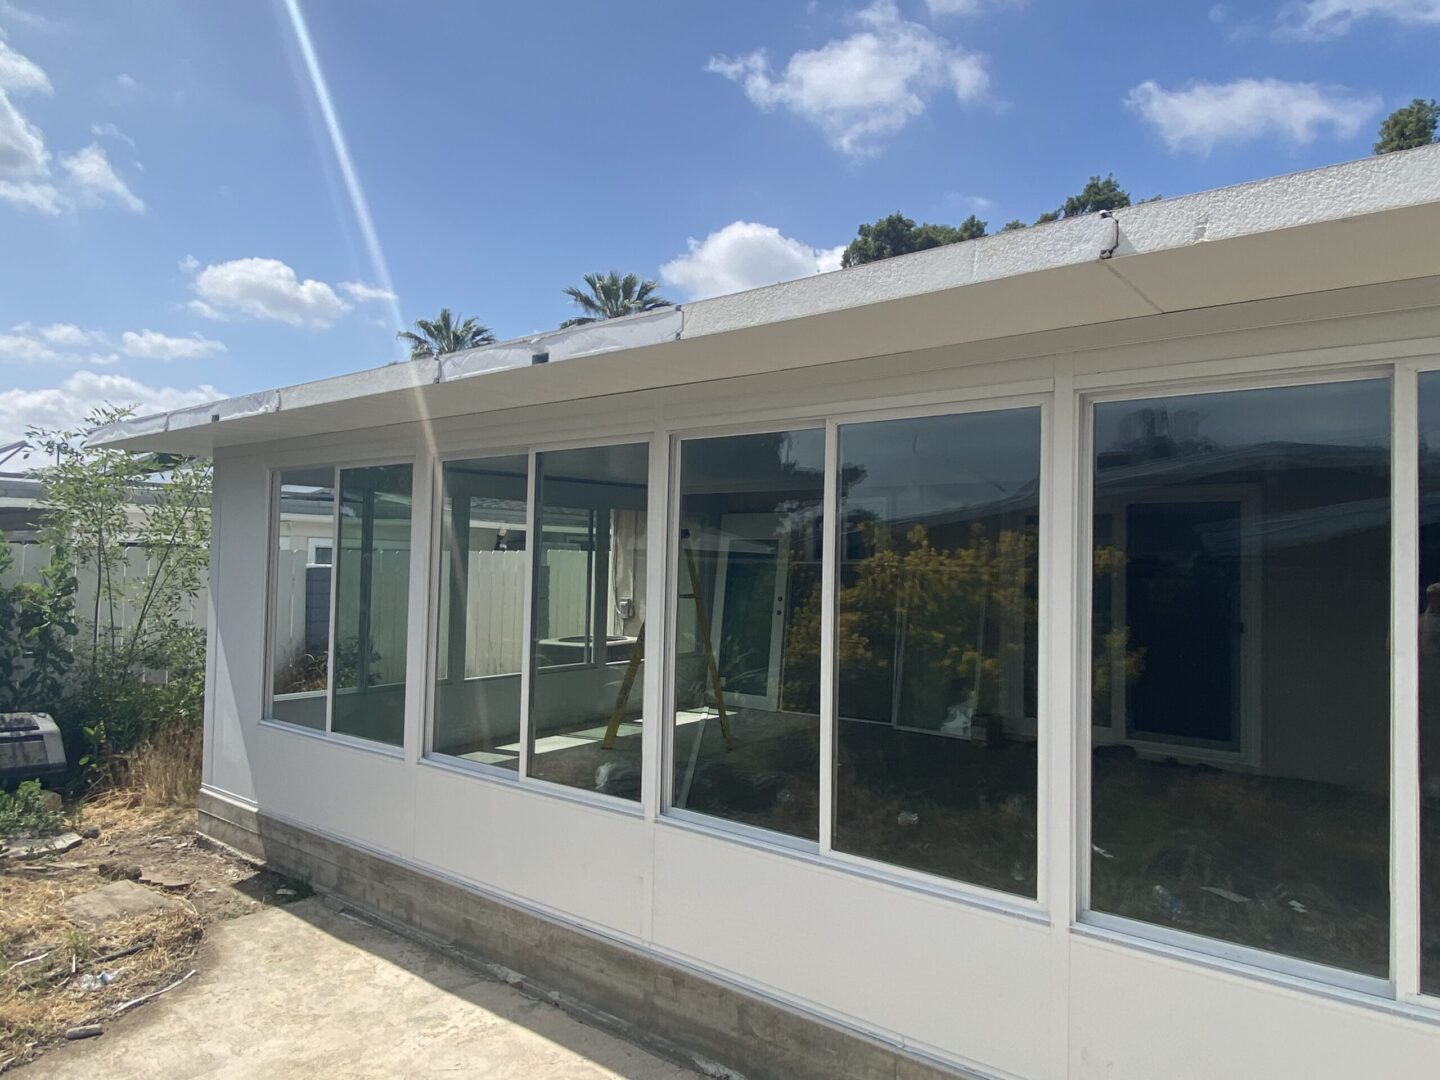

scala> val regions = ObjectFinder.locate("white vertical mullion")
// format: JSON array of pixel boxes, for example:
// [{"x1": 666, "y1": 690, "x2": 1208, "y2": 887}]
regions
[
  {"x1": 401, "y1": 452, "x2": 433, "y2": 767},
  {"x1": 640, "y1": 428, "x2": 670, "y2": 823},
  {"x1": 661, "y1": 434, "x2": 685, "y2": 816},
  {"x1": 324, "y1": 465, "x2": 341, "y2": 733},
  {"x1": 518, "y1": 449, "x2": 539, "y2": 781},
  {"x1": 1392, "y1": 363, "x2": 1421, "y2": 999},
  {"x1": 818, "y1": 419, "x2": 839, "y2": 853},
  {"x1": 1044, "y1": 366, "x2": 1080, "y2": 1079}
]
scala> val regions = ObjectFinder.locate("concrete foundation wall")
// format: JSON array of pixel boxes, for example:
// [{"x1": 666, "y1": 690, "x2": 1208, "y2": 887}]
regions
[{"x1": 197, "y1": 789, "x2": 965, "y2": 1080}]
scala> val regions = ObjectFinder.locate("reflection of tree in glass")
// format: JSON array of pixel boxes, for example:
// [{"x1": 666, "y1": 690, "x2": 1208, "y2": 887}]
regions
[
  {"x1": 273, "y1": 635, "x2": 382, "y2": 694},
  {"x1": 1092, "y1": 544, "x2": 1145, "y2": 708},
  {"x1": 784, "y1": 522, "x2": 1036, "y2": 722}
]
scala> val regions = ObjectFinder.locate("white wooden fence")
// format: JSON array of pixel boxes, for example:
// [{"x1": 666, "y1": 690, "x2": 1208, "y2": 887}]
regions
[
  {"x1": 4, "y1": 540, "x2": 588, "y2": 687},
  {"x1": 1, "y1": 541, "x2": 204, "y2": 634}
]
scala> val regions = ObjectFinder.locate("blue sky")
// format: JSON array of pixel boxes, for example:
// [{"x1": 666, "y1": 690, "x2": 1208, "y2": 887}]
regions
[{"x1": 1, "y1": 0, "x2": 1436, "y2": 451}]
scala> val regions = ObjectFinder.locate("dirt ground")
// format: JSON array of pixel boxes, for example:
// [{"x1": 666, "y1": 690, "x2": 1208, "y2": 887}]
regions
[
  {"x1": 0, "y1": 793, "x2": 307, "y2": 1072},
  {"x1": 3, "y1": 799, "x2": 696, "y2": 1078}
]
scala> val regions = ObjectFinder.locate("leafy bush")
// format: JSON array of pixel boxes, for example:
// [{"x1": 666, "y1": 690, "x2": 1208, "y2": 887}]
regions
[
  {"x1": 0, "y1": 781, "x2": 63, "y2": 840},
  {"x1": 1, "y1": 407, "x2": 211, "y2": 791}
]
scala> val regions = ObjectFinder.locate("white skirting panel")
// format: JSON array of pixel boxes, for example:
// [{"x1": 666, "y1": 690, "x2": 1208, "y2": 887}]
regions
[{"x1": 1068, "y1": 933, "x2": 1440, "y2": 1079}]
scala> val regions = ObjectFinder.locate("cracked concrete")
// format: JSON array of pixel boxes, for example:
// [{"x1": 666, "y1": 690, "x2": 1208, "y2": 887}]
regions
[{"x1": 38, "y1": 897, "x2": 697, "y2": 1079}]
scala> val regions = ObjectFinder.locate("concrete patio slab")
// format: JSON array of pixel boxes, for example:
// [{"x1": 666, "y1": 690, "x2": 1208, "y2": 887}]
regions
[{"x1": 38, "y1": 897, "x2": 697, "y2": 1079}]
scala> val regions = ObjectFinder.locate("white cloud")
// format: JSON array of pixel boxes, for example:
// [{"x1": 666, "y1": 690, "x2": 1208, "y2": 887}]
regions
[
  {"x1": 1126, "y1": 77, "x2": 1381, "y2": 153},
  {"x1": 90, "y1": 121, "x2": 135, "y2": 149},
  {"x1": 0, "y1": 372, "x2": 219, "y2": 446},
  {"x1": 0, "y1": 39, "x2": 143, "y2": 217},
  {"x1": 178, "y1": 254, "x2": 200, "y2": 273},
  {"x1": 660, "y1": 221, "x2": 844, "y2": 300},
  {"x1": 36, "y1": 322, "x2": 106, "y2": 346},
  {"x1": 1278, "y1": 0, "x2": 1440, "y2": 38},
  {"x1": 119, "y1": 329, "x2": 226, "y2": 361},
  {"x1": 0, "y1": 332, "x2": 62, "y2": 363},
  {"x1": 114, "y1": 73, "x2": 137, "y2": 91},
  {"x1": 59, "y1": 143, "x2": 143, "y2": 212},
  {"x1": 0, "y1": 3, "x2": 66, "y2": 33},
  {"x1": 188, "y1": 257, "x2": 350, "y2": 327},
  {"x1": 0, "y1": 178, "x2": 60, "y2": 213},
  {"x1": 707, "y1": 0, "x2": 989, "y2": 156},
  {"x1": 0, "y1": 36, "x2": 51, "y2": 182},
  {"x1": 339, "y1": 280, "x2": 397, "y2": 303},
  {"x1": 924, "y1": 0, "x2": 1024, "y2": 13},
  {"x1": 0, "y1": 36, "x2": 50, "y2": 94}
]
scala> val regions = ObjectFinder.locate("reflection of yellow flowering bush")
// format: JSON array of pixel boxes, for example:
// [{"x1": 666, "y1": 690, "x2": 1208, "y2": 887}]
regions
[
  {"x1": 781, "y1": 528, "x2": 1145, "y2": 720},
  {"x1": 784, "y1": 522, "x2": 1037, "y2": 719},
  {"x1": 1091, "y1": 545, "x2": 1145, "y2": 709}
]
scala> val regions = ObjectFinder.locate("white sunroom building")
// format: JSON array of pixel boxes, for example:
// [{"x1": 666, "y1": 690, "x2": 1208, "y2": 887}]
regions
[{"x1": 94, "y1": 146, "x2": 1440, "y2": 1079}]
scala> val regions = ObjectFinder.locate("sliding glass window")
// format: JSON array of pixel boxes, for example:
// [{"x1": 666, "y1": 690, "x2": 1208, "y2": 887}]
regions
[
  {"x1": 1418, "y1": 371, "x2": 1440, "y2": 995},
  {"x1": 330, "y1": 464, "x2": 413, "y2": 747},
  {"x1": 671, "y1": 429, "x2": 825, "y2": 840},
  {"x1": 528, "y1": 443, "x2": 650, "y2": 800},
  {"x1": 269, "y1": 467, "x2": 337, "y2": 731},
  {"x1": 432, "y1": 454, "x2": 529, "y2": 769},
  {"x1": 833, "y1": 408, "x2": 1041, "y2": 895},
  {"x1": 1090, "y1": 380, "x2": 1390, "y2": 977},
  {"x1": 267, "y1": 462, "x2": 413, "y2": 748}
]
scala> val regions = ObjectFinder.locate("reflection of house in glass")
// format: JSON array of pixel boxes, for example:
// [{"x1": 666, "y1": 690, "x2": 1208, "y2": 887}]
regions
[{"x1": 90, "y1": 148, "x2": 1440, "y2": 1080}]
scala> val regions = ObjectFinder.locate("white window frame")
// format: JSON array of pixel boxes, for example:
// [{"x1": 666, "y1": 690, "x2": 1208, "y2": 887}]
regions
[
  {"x1": 420, "y1": 433, "x2": 654, "y2": 815},
  {"x1": 1074, "y1": 364, "x2": 1399, "y2": 998},
  {"x1": 261, "y1": 454, "x2": 416, "y2": 756},
  {"x1": 658, "y1": 393, "x2": 1054, "y2": 915}
]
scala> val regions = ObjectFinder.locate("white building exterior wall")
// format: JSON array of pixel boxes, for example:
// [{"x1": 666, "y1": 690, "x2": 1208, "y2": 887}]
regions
[{"x1": 197, "y1": 280, "x2": 1440, "y2": 1079}]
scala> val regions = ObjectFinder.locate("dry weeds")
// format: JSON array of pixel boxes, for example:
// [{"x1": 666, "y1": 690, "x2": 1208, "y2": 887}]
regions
[{"x1": 0, "y1": 781, "x2": 298, "y2": 1072}]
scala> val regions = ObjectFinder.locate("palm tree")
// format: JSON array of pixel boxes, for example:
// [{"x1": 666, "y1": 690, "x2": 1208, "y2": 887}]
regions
[
  {"x1": 561, "y1": 272, "x2": 672, "y2": 328},
  {"x1": 396, "y1": 308, "x2": 495, "y2": 361}
]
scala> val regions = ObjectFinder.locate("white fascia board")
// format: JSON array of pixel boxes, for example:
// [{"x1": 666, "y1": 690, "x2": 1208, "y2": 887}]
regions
[{"x1": 86, "y1": 144, "x2": 1440, "y2": 453}]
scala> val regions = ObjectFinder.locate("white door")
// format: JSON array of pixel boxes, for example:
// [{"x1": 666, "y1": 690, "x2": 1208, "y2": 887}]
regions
[{"x1": 709, "y1": 513, "x2": 791, "y2": 712}]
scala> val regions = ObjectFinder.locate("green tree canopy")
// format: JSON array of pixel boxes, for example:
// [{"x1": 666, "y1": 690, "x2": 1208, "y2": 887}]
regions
[
  {"x1": 561, "y1": 271, "x2": 672, "y2": 328},
  {"x1": 1374, "y1": 98, "x2": 1439, "y2": 154},
  {"x1": 397, "y1": 308, "x2": 495, "y2": 361},
  {"x1": 840, "y1": 212, "x2": 987, "y2": 268},
  {"x1": 1058, "y1": 174, "x2": 1132, "y2": 218},
  {"x1": 1001, "y1": 219, "x2": 1027, "y2": 232}
]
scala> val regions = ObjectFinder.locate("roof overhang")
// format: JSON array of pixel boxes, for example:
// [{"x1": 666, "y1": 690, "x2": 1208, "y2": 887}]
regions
[{"x1": 91, "y1": 145, "x2": 1440, "y2": 456}]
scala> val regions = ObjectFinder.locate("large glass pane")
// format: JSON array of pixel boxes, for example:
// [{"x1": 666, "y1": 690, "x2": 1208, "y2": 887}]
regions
[
  {"x1": 331, "y1": 464, "x2": 413, "y2": 747},
  {"x1": 1091, "y1": 380, "x2": 1390, "y2": 976},
  {"x1": 1419, "y1": 371, "x2": 1440, "y2": 994},
  {"x1": 432, "y1": 455, "x2": 528, "y2": 768},
  {"x1": 527, "y1": 443, "x2": 649, "y2": 799},
  {"x1": 269, "y1": 466, "x2": 336, "y2": 730},
  {"x1": 833, "y1": 409, "x2": 1040, "y2": 895},
  {"x1": 671, "y1": 429, "x2": 825, "y2": 840}
]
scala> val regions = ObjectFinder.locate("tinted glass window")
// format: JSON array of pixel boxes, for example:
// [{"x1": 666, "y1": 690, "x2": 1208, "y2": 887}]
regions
[
  {"x1": 833, "y1": 408, "x2": 1040, "y2": 895},
  {"x1": 1091, "y1": 380, "x2": 1390, "y2": 976},
  {"x1": 671, "y1": 430, "x2": 825, "y2": 840}
]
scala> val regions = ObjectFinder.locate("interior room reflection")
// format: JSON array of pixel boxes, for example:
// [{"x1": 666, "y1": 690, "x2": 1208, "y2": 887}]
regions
[
  {"x1": 430, "y1": 447, "x2": 651, "y2": 800},
  {"x1": 832, "y1": 408, "x2": 1041, "y2": 896},
  {"x1": 1090, "y1": 380, "x2": 1391, "y2": 977},
  {"x1": 432, "y1": 455, "x2": 530, "y2": 770},
  {"x1": 527, "y1": 443, "x2": 649, "y2": 800},
  {"x1": 671, "y1": 429, "x2": 826, "y2": 841},
  {"x1": 1416, "y1": 369, "x2": 1440, "y2": 995},
  {"x1": 270, "y1": 466, "x2": 337, "y2": 731}
]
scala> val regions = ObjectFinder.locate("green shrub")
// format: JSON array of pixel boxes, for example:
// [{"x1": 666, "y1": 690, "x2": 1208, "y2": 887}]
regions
[{"x1": 0, "y1": 780, "x2": 63, "y2": 840}]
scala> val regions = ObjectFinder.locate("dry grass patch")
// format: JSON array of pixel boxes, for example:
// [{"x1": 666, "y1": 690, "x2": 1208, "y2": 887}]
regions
[{"x1": 0, "y1": 784, "x2": 300, "y2": 1072}]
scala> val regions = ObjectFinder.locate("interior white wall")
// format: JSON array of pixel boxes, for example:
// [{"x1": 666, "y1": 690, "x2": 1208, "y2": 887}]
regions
[{"x1": 200, "y1": 285, "x2": 1440, "y2": 1080}]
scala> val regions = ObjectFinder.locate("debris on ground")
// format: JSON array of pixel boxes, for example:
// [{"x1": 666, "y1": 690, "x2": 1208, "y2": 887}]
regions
[
  {"x1": 1, "y1": 791, "x2": 306, "y2": 1071},
  {"x1": 61, "y1": 880, "x2": 185, "y2": 930}
]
